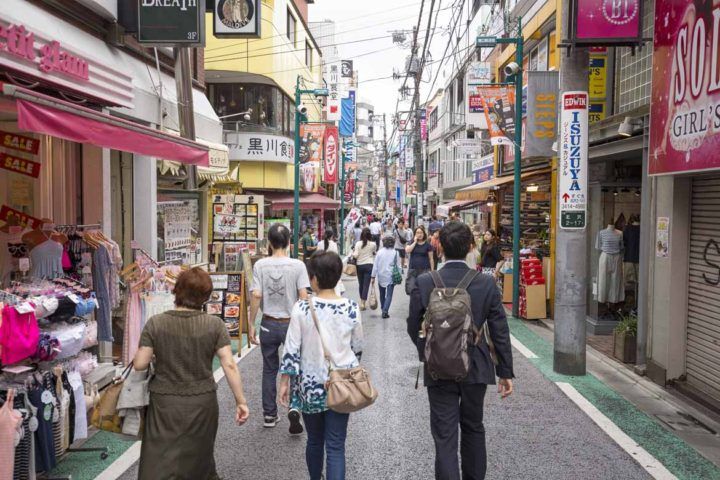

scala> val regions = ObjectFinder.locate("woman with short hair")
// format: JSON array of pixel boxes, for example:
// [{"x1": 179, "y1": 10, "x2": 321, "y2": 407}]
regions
[
  {"x1": 352, "y1": 227, "x2": 377, "y2": 310},
  {"x1": 133, "y1": 267, "x2": 249, "y2": 480}
]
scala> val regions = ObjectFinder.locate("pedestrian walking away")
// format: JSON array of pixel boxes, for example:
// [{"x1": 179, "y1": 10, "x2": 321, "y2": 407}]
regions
[
  {"x1": 352, "y1": 227, "x2": 377, "y2": 310},
  {"x1": 248, "y1": 224, "x2": 311, "y2": 432},
  {"x1": 393, "y1": 219, "x2": 410, "y2": 269},
  {"x1": 316, "y1": 228, "x2": 345, "y2": 296},
  {"x1": 279, "y1": 251, "x2": 364, "y2": 480},
  {"x1": 405, "y1": 226, "x2": 435, "y2": 295},
  {"x1": 133, "y1": 268, "x2": 250, "y2": 480},
  {"x1": 371, "y1": 234, "x2": 402, "y2": 318},
  {"x1": 407, "y1": 222, "x2": 514, "y2": 480},
  {"x1": 369, "y1": 219, "x2": 383, "y2": 250}
]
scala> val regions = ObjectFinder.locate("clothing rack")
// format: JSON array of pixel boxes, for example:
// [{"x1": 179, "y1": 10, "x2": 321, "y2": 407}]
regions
[
  {"x1": 132, "y1": 246, "x2": 160, "y2": 267},
  {"x1": 55, "y1": 223, "x2": 102, "y2": 231}
]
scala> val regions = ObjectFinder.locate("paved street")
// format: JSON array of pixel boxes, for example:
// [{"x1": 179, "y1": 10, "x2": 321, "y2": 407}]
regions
[{"x1": 116, "y1": 276, "x2": 654, "y2": 479}]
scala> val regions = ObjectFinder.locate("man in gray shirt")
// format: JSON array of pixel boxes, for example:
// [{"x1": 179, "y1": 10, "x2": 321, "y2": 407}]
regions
[{"x1": 249, "y1": 224, "x2": 310, "y2": 432}]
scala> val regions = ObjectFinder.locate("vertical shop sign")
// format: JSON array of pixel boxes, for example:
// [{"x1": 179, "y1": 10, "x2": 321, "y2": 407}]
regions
[
  {"x1": 420, "y1": 109, "x2": 428, "y2": 141},
  {"x1": 323, "y1": 126, "x2": 339, "y2": 184},
  {"x1": 0, "y1": 131, "x2": 39, "y2": 154},
  {"x1": 559, "y1": 92, "x2": 589, "y2": 229},
  {"x1": 299, "y1": 123, "x2": 325, "y2": 192},
  {"x1": 327, "y1": 62, "x2": 341, "y2": 121},
  {"x1": 0, "y1": 152, "x2": 41, "y2": 178},
  {"x1": 213, "y1": 0, "x2": 262, "y2": 38},
  {"x1": 138, "y1": 0, "x2": 205, "y2": 46},
  {"x1": 524, "y1": 71, "x2": 559, "y2": 159},
  {"x1": 339, "y1": 90, "x2": 356, "y2": 137},
  {"x1": 588, "y1": 49, "x2": 608, "y2": 124},
  {"x1": 656, "y1": 217, "x2": 670, "y2": 258},
  {"x1": 571, "y1": 0, "x2": 642, "y2": 45},
  {"x1": 650, "y1": 0, "x2": 720, "y2": 174},
  {"x1": 341, "y1": 60, "x2": 353, "y2": 78}
]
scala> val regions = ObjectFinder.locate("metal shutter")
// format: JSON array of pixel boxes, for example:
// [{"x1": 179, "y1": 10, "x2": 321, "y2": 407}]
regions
[{"x1": 686, "y1": 175, "x2": 720, "y2": 399}]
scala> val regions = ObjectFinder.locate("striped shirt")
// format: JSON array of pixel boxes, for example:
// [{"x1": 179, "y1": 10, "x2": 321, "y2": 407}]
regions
[{"x1": 596, "y1": 228, "x2": 623, "y2": 254}]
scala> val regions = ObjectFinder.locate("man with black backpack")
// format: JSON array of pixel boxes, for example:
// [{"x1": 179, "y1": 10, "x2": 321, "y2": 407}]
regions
[{"x1": 407, "y1": 221, "x2": 514, "y2": 480}]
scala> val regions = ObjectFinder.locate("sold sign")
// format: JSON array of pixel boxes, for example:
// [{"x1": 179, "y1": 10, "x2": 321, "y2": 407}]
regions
[{"x1": 0, "y1": 152, "x2": 41, "y2": 178}]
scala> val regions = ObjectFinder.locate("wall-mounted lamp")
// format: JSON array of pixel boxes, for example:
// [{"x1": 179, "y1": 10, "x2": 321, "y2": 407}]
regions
[
  {"x1": 618, "y1": 116, "x2": 643, "y2": 137},
  {"x1": 526, "y1": 184, "x2": 539, "y2": 192}
]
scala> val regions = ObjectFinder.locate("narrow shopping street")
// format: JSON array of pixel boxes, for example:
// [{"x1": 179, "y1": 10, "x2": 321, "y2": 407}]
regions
[{"x1": 102, "y1": 276, "x2": 697, "y2": 480}]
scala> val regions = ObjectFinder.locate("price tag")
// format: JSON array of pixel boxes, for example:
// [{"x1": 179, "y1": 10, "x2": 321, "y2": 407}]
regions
[
  {"x1": 14, "y1": 302, "x2": 34, "y2": 314},
  {"x1": 8, "y1": 226, "x2": 22, "y2": 235},
  {"x1": 66, "y1": 293, "x2": 80, "y2": 304},
  {"x1": 18, "y1": 258, "x2": 29, "y2": 272}
]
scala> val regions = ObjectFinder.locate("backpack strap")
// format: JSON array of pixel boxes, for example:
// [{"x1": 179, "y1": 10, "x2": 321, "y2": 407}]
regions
[
  {"x1": 457, "y1": 270, "x2": 479, "y2": 290},
  {"x1": 429, "y1": 270, "x2": 446, "y2": 288}
]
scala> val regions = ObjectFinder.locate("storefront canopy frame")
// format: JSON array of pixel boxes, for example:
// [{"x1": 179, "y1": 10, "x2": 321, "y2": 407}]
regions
[
  {"x1": 457, "y1": 167, "x2": 553, "y2": 195},
  {"x1": 436, "y1": 200, "x2": 480, "y2": 217},
  {"x1": 265, "y1": 192, "x2": 340, "y2": 211},
  {"x1": 4, "y1": 84, "x2": 210, "y2": 166}
]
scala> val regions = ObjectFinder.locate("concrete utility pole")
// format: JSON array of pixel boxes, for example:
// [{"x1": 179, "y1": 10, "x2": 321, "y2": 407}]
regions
[
  {"x1": 554, "y1": 4, "x2": 590, "y2": 375},
  {"x1": 383, "y1": 113, "x2": 389, "y2": 210},
  {"x1": 174, "y1": 47, "x2": 196, "y2": 189}
]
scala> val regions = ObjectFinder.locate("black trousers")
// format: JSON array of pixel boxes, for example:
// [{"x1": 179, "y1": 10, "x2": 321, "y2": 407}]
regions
[
  {"x1": 357, "y1": 264, "x2": 373, "y2": 301},
  {"x1": 427, "y1": 383, "x2": 488, "y2": 480}
]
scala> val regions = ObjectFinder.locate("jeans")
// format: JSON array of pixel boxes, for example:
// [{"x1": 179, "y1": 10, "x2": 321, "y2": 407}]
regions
[
  {"x1": 371, "y1": 234, "x2": 380, "y2": 249},
  {"x1": 357, "y1": 264, "x2": 373, "y2": 301},
  {"x1": 259, "y1": 319, "x2": 290, "y2": 417},
  {"x1": 427, "y1": 383, "x2": 488, "y2": 480},
  {"x1": 303, "y1": 410, "x2": 350, "y2": 480},
  {"x1": 378, "y1": 284, "x2": 395, "y2": 314}
]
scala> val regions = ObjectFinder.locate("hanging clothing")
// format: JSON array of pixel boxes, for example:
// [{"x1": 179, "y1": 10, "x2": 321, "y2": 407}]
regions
[
  {"x1": 67, "y1": 371, "x2": 87, "y2": 442},
  {"x1": 92, "y1": 244, "x2": 113, "y2": 342},
  {"x1": 13, "y1": 393, "x2": 33, "y2": 480},
  {"x1": 623, "y1": 224, "x2": 641, "y2": 263},
  {"x1": 0, "y1": 305, "x2": 40, "y2": 365},
  {"x1": 29, "y1": 234, "x2": 64, "y2": 280},
  {"x1": 123, "y1": 291, "x2": 143, "y2": 366},
  {"x1": 598, "y1": 252, "x2": 625, "y2": 303},
  {"x1": 596, "y1": 227, "x2": 623, "y2": 254},
  {"x1": 0, "y1": 389, "x2": 22, "y2": 480}
]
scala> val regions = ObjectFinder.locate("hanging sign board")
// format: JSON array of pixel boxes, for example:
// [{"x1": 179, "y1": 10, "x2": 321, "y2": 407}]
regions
[
  {"x1": 0, "y1": 131, "x2": 39, "y2": 154},
  {"x1": 571, "y1": 0, "x2": 642, "y2": 46},
  {"x1": 323, "y1": 126, "x2": 339, "y2": 184},
  {"x1": 213, "y1": 0, "x2": 261, "y2": 38},
  {"x1": 138, "y1": 0, "x2": 205, "y2": 46},
  {"x1": 0, "y1": 205, "x2": 42, "y2": 229},
  {"x1": 524, "y1": 71, "x2": 559, "y2": 159},
  {"x1": 558, "y1": 91, "x2": 589, "y2": 230},
  {"x1": 0, "y1": 152, "x2": 41, "y2": 178}
]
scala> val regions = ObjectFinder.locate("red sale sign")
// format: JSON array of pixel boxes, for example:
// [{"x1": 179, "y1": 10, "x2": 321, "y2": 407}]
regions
[
  {"x1": 0, "y1": 205, "x2": 43, "y2": 230},
  {"x1": 0, "y1": 131, "x2": 39, "y2": 154},
  {"x1": 0, "y1": 152, "x2": 41, "y2": 178}
]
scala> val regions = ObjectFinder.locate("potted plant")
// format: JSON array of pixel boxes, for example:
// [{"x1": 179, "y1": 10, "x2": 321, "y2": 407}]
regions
[{"x1": 613, "y1": 313, "x2": 638, "y2": 363}]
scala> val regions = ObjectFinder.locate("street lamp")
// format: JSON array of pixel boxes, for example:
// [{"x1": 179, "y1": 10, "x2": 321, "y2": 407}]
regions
[
  {"x1": 293, "y1": 76, "x2": 329, "y2": 258},
  {"x1": 475, "y1": 17, "x2": 524, "y2": 318}
]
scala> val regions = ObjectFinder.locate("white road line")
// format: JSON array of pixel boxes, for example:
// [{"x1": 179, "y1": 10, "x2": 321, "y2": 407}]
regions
[
  {"x1": 555, "y1": 382, "x2": 677, "y2": 480},
  {"x1": 96, "y1": 343, "x2": 255, "y2": 480},
  {"x1": 510, "y1": 333, "x2": 538, "y2": 358}
]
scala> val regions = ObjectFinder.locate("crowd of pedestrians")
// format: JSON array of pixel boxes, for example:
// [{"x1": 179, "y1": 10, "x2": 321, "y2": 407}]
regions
[{"x1": 129, "y1": 215, "x2": 513, "y2": 480}]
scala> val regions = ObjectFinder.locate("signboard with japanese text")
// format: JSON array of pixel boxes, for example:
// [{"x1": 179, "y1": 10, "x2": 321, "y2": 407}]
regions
[
  {"x1": 571, "y1": 0, "x2": 642, "y2": 45},
  {"x1": 326, "y1": 62, "x2": 341, "y2": 121},
  {"x1": 559, "y1": 92, "x2": 589, "y2": 229},
  {"x1": 213, "y1": 0, "x2": 261, "y2": 38},
  {"x1": 472, "y1": 154, "x2": 494, "y2": 184},
  {"x1": 466, "y1": 61, "x2": 492, "y2": 84},
  {"x1": 226, "y1": 132, "x2": 294, "y2": 163},
  {"x1": 0, "y1": 131, "x2": 38, "y2": 154},
  {"x1": 299, "y1": 123, "x2": 325, "y2": 192},
  {"x1": 138, "y1": 0, "x2": 205, "y2": 46},
  {"x1": 649, "y1": 0, "x2": 720, "y2": 175},
  {"x1": 0, "y1": 152, "x2": 41, "y2": 178},
  {"x1": 420, "y1": 109, "x2": 428, "y2": 141},
  {"x1": 468, "y1": 86, "x2": 516, "y2": 147},
  {"x1": 323, "y1": 126, "x2": 339, "y2": 184},
  {"x1": 524, "y1": 71, "x2": 558, "y2": 159}
]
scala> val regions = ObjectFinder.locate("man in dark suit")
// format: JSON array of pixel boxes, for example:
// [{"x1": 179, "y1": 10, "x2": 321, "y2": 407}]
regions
[{"x1": 407, "y1": 221, "x2": 514, "y2": 480}]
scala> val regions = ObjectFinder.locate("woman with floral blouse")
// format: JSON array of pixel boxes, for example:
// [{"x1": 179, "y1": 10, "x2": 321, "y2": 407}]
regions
[{"x1": 279, "y1": 251, "x2": 364, "y2": 480}]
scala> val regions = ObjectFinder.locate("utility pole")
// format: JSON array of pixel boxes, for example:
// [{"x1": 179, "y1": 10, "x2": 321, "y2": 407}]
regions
[
  {"x1": 383, "y1": 113, "x2": 389, "y2": 212},
  {"x1": 553, "y1": 3, "x2": 590, "y2": 375},
  {"x1": 174, "y1": 47, "x2": 196, "y2": 189}
]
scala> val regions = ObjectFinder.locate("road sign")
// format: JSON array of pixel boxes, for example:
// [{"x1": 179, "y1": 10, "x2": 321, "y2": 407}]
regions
[
  {"x1": 559, "y1": 91, "x2": 588, "y2": 230},
  {"x1": 476, "y1": 36, "x2": 497, "y2": 48}
]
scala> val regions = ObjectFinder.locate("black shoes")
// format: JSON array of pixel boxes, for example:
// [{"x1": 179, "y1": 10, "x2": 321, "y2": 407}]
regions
[{"x1": 288, "y1": 409, "x2": 304, "y2": 435}]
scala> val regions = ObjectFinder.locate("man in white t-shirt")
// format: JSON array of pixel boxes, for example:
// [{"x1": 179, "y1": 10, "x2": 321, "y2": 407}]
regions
[
  {"x1": 249, "y1": 224, "x2": 310, "y2": 433},
  {"x1": 369, "y1": 219, "x2": 382, "y2": 249}
]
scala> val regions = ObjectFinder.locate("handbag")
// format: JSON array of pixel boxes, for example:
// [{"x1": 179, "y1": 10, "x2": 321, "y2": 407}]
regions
[
  {"x1": 391, "y1": 252, "x2": 403, "y2": 285},
  {"x1": 308, "y1": 298, "x2": 378, "y2": 413},
  {"x1": 368, "y1": 288, "x2": 378, "y2": 310},
  {"x1": 90, "y1": 363, "x2": 132, "y2": 433}
]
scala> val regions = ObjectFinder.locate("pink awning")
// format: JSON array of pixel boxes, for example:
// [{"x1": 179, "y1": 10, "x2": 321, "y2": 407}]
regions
[
  {"x1": 266, "y1": 192, "x2": 340, "y2": 211},
  {"x1": 5, "y1": 84, "x2": 209, "y2": 166}
]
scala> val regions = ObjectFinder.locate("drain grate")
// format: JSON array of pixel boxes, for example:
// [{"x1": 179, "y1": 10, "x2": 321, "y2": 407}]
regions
[{"x1": 655, "y1": 412, "x2": 717, "y2": 434}]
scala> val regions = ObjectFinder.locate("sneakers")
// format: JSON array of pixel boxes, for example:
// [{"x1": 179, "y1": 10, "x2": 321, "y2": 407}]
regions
[
  {"x1": 381, "y1": 311, "x2": 389, "y2": 319},
  {"x1": 288, "y1": 409, "x2": 304, "y2": 435},
  {"x1": 263, "y1": 415, "x2": 280, "y2": 428}
]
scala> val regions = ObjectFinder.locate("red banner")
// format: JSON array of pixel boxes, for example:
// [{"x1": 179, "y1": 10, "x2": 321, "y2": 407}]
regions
[
  {"x1": 323, "y1": 126, "x2": 339, "y2": 184},
  {"x1": 0, "y1": 130, "x2": 39, "y2": 154},
  {"x1": 0, "y1": 205, "x2": 43, "y2": 229},
  {"x1": 0, "y1": 152, "x2": 41, "y2": 178}
]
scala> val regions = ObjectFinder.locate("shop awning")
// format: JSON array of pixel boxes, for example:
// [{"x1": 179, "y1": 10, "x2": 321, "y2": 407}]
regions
[
  {"x1": 265, "y1": 192, "x2": 340, "y2": 211},
  {"x1": 436, "y1": 200, "x2": 479, "y2": 217},
  {"x1": 4, "y1": 84, "x2": 210, "y2": 166},
  {"x1": 456, "y1": 167, "x2": 552, "y2": 198},
  {"x1": 158, "y1": 136, "x2": 231, "y2": 181}
]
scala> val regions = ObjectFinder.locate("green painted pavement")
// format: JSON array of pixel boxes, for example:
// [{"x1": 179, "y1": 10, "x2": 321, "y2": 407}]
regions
[
  {"x1": 508, "y1": 316, "x2": 720, "y2": 480},
  {"x1": 49, "y1": 431, "x2": 136, "y2": 480}
]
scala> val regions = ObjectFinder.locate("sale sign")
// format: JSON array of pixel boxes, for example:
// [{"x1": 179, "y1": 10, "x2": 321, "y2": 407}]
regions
[
  {"x1": 0, "y1": 131, "x2": 39, "y2": 154},
  {"x1": 0, "y1": 152, "x2": 41, "y2": 178},
  {"x1": 0, "y1": 205, "x2": 43, "y2": 230},
  {"x1": 559, "y1": 92, "x2": 589, "y2": 230},
  {"x1": 649, "y1": 0, "x2": 720, "y2": 175},
  {"x1": 323, "y1": 126, "x2": 339, "y2": 184},
  {"x1": 572, "y1": 0, "x2": 642, "y2": 45}
]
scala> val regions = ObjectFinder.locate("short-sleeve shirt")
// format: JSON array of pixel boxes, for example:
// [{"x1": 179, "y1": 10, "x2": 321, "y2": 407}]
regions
[
  {"x1": 251, "y1": 256, "x2": 311, "y2": 318},
  {"x1": 139, "y1": 310, "x2": 230, "y2": 395},
  {"x1": 409, "y1": 241, "x2": 434, "y2": 270}
]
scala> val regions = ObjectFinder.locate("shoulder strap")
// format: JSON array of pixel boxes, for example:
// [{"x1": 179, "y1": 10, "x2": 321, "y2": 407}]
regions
[
  {"x1": 457, "y1": 270, "x2": 479, "y2": 290},
  {"x1": 429, "y1": 270, "x2": 445, "y2": 288},
  {"x1": 307, "y1": 297, "x2": 335, "y2": 369}
]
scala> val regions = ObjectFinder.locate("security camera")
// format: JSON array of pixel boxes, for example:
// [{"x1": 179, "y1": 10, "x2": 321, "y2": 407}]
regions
[
  {"x1": 298, "y1": 104, "x2": 309, "y2": 115},
  {"x1": 317, "y1": 96, "x2": 326, "y2": 107},
  {"x1": 504, "y1": 62, "x2": 520, "y2": 76}
]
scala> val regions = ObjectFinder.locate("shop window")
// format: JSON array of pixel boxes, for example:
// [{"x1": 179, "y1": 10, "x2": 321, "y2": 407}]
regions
[
  {"x1": 457, "y1": 71, "x2": 464, "y2": 105},
  {"x1": 211, "y1": 83, "x2": 294, "y2": 136},
  {"x1": 287, "y1": 9, "x2": 297, "y2": 46},
  {"x1": 428, "y1": 108, "x2": 438, "y2": 132}
]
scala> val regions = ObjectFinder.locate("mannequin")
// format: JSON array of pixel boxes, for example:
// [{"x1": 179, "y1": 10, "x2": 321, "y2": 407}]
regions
[
  {"x1": 0, "y1": 216, "x2": 30, "y2": 286},
  {"x1": 623, "y1": 214, "x2": 641, "y2": 309},
  {"x1": 596, "y1": 220, "x2": 625, "y2": 305},
  {"x1": 22, "y1": 218, "x2": 67, "y2": 280}
]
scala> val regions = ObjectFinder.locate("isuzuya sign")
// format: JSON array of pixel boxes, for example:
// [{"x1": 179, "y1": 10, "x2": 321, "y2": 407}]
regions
[
  {"x1": 559, "y1": 92, "x2": 588, "y2": 230},
  {"x1": 650, "y1": 0, "x2": 720, "y2": 174},
  {"x1": 0, "y1": 24, "x2": 89, "y2": 81}
]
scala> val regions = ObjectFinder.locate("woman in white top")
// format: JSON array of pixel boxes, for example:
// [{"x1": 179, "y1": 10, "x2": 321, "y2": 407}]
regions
[
  {"x1": 279, "y1": 251, "x2": 363, "y2": 480},
  {"x1": 352, "y1": 227, "x2": 376, "y2": 310},
  {"x1": 370, "y1": 235, "x2": 401, "y2": 318},
  {"x1": 315, "y1": 229, "x2": 345, "y2": 296}
]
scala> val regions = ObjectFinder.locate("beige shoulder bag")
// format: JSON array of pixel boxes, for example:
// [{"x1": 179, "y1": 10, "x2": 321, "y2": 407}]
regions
[{"x1": 308, "y1": 298, "x2": 379, "y2": 414}]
